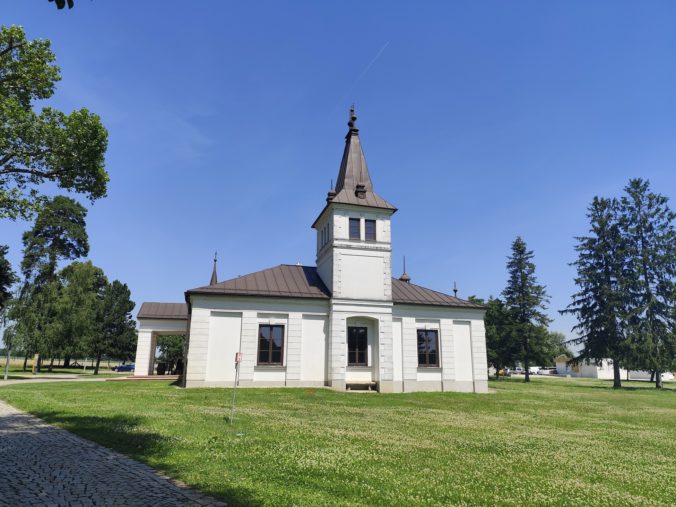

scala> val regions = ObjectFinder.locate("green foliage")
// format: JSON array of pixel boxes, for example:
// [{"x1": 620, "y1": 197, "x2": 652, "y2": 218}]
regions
[
  {"x1": 562, "y1": 197, "x2": 629, "y2": 387},
  {"x1": 0, "y1": 25, "x2": 108, "y2": 220},
  {"x1": 564, "y1": 179, "x2": 675, "y2": 388},
  {"x1": 502, "y1": 237, "x2": 550, "y2": 381},
  {"x1": 619, "y1": 179, "x2": 676, "y2": 387},
  {"x1": 155, "y1": 334, "x2": 184, "y2": 374},
  {"x1": 98, "y1": 280, "x2": 136, "y2": 365},
  {"x1": 0, "y1": 379, "x2": 674, "y2": 506},
  {"x1": 21, "y1": 195, "x2": 89, "y2": 282},
  {"x1": 0, "y1": 244, "x2": 16, "y2": 312},
  {"x1": 480, "y1": 296, "x2": 520, "y2": 377}
]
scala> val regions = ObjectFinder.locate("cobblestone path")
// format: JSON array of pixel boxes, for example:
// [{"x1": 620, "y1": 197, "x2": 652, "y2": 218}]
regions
[{"x1": 0, "y1": 400, "x2": 225, "y2": 506}]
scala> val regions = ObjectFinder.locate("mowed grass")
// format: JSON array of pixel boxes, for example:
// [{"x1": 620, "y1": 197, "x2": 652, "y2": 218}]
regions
[{"x1": 0, "y1": 378, "x2": 674, "y2": 506}]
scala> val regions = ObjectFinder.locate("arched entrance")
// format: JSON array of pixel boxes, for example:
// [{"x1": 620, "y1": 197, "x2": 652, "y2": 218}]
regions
[{"x1": 345, "y1": 316, "x2": 379, "y2": 390}]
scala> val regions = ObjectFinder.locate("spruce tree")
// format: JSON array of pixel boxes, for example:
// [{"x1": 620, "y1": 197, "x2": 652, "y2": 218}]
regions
[
  {"x1": 502, "y1": 237, "x2": 550, "y2": 382},
  {"x1": 619, "y1": 179, "x2": 676, "y2": 389},
  {"x1": 562, "y1": 197, "x2": 628, "y2": 388}
]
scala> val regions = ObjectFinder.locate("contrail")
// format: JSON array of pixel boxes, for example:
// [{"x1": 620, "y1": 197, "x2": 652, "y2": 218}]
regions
[
  {"x1": 353, "y1": 40, "x2": 391, "y2": 88},
  {"x1": 336, "y1": 40, "x2": 391, "y2": 110}
]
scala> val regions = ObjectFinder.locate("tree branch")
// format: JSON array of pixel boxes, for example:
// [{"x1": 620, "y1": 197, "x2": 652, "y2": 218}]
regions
[
  {"x1": 0, "y1": 37, "x2": 26, "y2": 59},
  {"x1": 0, "y1": 165, "x2": 61, "y2": 179}
]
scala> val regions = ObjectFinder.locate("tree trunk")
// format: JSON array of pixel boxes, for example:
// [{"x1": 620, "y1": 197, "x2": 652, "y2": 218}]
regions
[
  {"x1": 63, "y1": 356, "x2": 70, "y2": 368},
  {"x1": 94, "y1": 353, "x2": 102, "y2": 375},
  {"x1": 612, "y1": 358, "x2": 621, "y2": 389},
  {"x1": 36, "y1": 356, "x2": 42, "y2": 373},
  {"x1": 650, "y1": 370, "x2": 655, "y2": 382},
  {"x1": 524, "y1": 329, "x2": 530, "y2": 383},
  {"x1": 655, "y1": 371, "x2": 663, "y2": 389},
  {"x1": 23, "y1": 354, "x2": 28, "y2": 371},
  {"x1": 3, "y1": 347, "x2": 10, "y2": 381},
  {"x1": 48, "y1": 357, "x2": 54, "y2": 373}
]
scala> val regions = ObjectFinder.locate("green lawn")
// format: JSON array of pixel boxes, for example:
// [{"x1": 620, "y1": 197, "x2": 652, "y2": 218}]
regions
[{"x1": 0, "y1": 378, "x2": 674, "y2": 506}]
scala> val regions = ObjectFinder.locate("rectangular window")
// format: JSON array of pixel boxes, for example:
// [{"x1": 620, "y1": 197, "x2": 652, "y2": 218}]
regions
[
  {"x1": 349, "y1": 218, "x2": 361, "y2": 240},
  {"x1": 417, "y1": 329, "x2": 439, "y2": 367},
  {"x1": 258, "y1": 324, "x2": 284, "y2": 365},
  {"x1": 365, "y1": 219, "x2": 376, "y2": 241},
  {"x1": 347, "y1": 326, "x2": 368, "y2": 366}
]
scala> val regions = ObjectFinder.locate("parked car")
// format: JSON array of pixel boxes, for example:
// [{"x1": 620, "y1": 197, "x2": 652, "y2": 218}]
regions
[
  {"x1": 112, "y1": 363, "x2": 135, "y2": 372},
  {"x1": 528, "y1": 366, "x2": 541, "y2": 375},
  {"x1": 513, "y1": 367, "x2": 525, "y2": 375},
  {"x1": 538, "y1": 367, "x2": 557, "y2": 375}
]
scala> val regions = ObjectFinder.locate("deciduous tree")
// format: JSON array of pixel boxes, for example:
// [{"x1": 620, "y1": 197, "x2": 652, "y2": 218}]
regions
[{"x1": 0, "y1": 25, "x2": 108, "y2": 220}]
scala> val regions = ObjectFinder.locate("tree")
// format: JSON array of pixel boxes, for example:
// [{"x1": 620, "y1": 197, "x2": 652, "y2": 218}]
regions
[
  {"x1": 21, "y1": 195, "x2": 89, "y2": 283},
  {"x1": 1, "y1": 25, "x2": 108, "y2": 220},
  {"x1": 48, "y1": 0, "x2": 75, "y2": 9},
  {"x1": 562, "y1": 197, "x2": 629, "y2": 388},
  {"x1": 57, "y1": 261, "x2": 107, "y2": 371},
  {"x1": 502, "y1": 237, "x2": 550, "y2": 382},
  {"x1": 0, "y1": 244, "x2": 16, "y2": 312},
  {"x1": 619, "y1": 179, "x2": 676, "y2": 389},
  {"x1": 478, "y1": 296, "x2": 520, "y2": 380},
  {"x1": 95, "y1": 280, "x2": 136, "y2": 374}
]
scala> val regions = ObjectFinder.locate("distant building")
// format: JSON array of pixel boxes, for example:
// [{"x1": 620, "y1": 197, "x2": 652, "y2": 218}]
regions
[
  {"x1": 134, "y1": 108, "x2": 488, "y2": 393},
  {"x1": 555, "y1": 355, "x2": 674, "y2": 381}
]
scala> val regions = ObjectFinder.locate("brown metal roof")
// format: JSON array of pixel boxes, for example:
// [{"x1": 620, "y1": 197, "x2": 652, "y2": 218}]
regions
[
  {"x1": 137, "y1": 302, "x2": 189, "y2": 320},
  {"x1": 187, "y1": 264, "x2": 331, "y2": 299},
  {"x1": 391, "y1": 278, "x2": 484, "y2": 309},
  {"x1": 186, "y1": 264, "x2": 482, "y2": 309}
]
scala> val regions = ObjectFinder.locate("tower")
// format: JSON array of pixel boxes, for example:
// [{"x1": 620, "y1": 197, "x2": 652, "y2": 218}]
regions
[
  {"x1": 312, "y1": 106, "x2": 397, "y2": 300},
  {"x1": 312, "y1": 107, "x2": 398, "y2": 392}
]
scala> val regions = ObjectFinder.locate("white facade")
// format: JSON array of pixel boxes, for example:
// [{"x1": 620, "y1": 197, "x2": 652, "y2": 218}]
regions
[{"x1": 135, "y1": 109, "x2": 488, "y2": 393}]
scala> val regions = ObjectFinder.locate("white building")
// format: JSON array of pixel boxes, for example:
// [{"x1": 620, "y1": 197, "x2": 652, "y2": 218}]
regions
[
  {"x1": 554, "y1": 355, "x2": 674, "y2": 381},
  {"x1": 134, "y1": 109, "x2": 488, "y2": 393}
]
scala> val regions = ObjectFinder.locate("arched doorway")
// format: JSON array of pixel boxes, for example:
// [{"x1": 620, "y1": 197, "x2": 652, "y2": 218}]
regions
[{"x1": 345, "y1": 316, "x2": 379, "y2": 390}]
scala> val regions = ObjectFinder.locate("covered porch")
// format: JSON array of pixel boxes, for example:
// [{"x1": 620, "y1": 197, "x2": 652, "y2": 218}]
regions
[{"x1": 135, "y1": 302, "x2": 189, "y2": 377}]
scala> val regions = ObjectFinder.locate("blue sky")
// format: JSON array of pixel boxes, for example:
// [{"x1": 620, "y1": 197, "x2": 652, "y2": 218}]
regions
[{"x1": 2, "y1": 1, "x2": 675, "y2": 341}]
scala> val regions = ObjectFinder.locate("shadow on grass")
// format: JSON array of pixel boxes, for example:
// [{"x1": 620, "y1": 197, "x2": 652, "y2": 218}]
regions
[{"x1": 12, "y1": 409, "x2": 261, "y2": 506}]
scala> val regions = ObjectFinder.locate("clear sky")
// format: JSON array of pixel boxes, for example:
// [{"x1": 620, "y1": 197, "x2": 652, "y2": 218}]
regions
[{"x1": 2, "y1": 1, "x2": 675, "y2": 341}]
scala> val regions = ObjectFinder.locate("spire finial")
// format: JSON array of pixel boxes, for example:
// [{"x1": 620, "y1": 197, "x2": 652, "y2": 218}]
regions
[
  {"x1": 453, "y1": 281, "x2": 458, "y2": 297},
  {"x1": 347, "y1": 104, "x2": 358, "y2": 132},
  {"x1": 210, "y1": 252, "x2": 218, "y2": 285},
  {"x1": 399, "y1": 255, "x2": 411, "y2": 283}
]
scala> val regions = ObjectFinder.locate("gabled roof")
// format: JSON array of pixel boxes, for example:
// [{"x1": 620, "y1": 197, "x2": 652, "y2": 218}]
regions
[
  {"x1": 313, "y1": 107, "x2": 396, "y2": 227},
  {"x1": 137, "y1": 302, "x2": 189, "y2": 320},
  {"x1": 185, "y1": 264, "x2": 482, "y2": 309},
  {"x1": 187, "y1": 264, "x2": 331, "y2": 299}
]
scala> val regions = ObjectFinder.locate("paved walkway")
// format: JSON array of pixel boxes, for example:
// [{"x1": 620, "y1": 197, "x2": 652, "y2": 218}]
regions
[{"x1": 0, "y1": 400, "x2": 225, "y2": 506}]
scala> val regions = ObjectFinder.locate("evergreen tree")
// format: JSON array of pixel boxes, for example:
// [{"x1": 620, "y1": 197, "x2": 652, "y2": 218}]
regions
[
  {"x1": 0, "y1": 244, "x2": 16, "y2": 313},
  {"x1": 21, "y1": 195, "x2": 89, "y2": 283},
  {"x1": 619, "y1": 179, "x2": 676, "y2": 389},
  {"x1": 502, "y1": 237, "x2": 550, "y2": 382},
  {"x1": 95, "y1": 280, "x2": 136, "y2": 374},
  {"x1": 562, "y1": 197, "x2": 629, "y2": 388}
]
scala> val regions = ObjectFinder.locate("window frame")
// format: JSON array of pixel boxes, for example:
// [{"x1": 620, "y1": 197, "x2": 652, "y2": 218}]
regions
[
  {"x1": 257, "y1": 324, "x2": 285, "y2": 366},
  {"x1": 347, "y1": 326, "x2": 368, "y2": 366},
  {"x1": 417, "y1": 329, "x2": 440, "y2": 367},
  {"x1": 364, "y1": 219, "x2": 376, "y2": 241},
  {"x1": 349, "y1": 217, "x2": 361, "y2": 240}
]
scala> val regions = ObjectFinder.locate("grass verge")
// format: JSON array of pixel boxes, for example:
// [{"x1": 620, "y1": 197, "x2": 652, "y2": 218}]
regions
[{"x1": 0, "y1": 377, "x2": 674, "y2": 506}]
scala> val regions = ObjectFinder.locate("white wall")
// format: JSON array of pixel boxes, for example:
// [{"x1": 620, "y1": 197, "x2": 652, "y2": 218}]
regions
[
  {"x1": 205, "y1": 312, "x2": 242, "y2": 383},
  {"x1": 186, "y1": 295, "x2": 328, "y2": 387},
  {"x1": 301, "y1": 315, "x2": 327, "y2": 382}
]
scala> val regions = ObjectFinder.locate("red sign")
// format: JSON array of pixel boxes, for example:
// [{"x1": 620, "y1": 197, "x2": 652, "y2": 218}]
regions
[{"x1": 235, "y1": 352, "x2": 242, "y2": 364}]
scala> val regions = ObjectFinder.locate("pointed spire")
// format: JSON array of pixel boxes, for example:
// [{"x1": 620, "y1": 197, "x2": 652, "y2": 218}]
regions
[
  {"x1": 453, "y1": 281, "x2": 458, "y2": 297},
  {"x1": 210, "y1": 252, "x2": 218, "y2": 285},
  {"x1": 399, "y1": 256, "x2": 411, "y2": 283}
]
